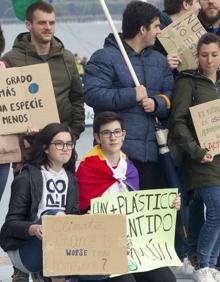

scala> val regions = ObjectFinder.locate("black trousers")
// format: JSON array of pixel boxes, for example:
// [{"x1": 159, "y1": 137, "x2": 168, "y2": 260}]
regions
[
  {"x1": 79, "y1": 268, "x2": 176, "y2": 282},
  {"x1": 130, "y1": 160, "x2": 167, "y2": 190},
  {"x1": 134, "y1": 267, "x2": 176, "y2": 282}
]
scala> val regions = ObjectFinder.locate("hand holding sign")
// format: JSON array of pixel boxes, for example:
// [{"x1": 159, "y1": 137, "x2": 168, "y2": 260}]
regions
[
  {"x1": 201, "y1": 151, "x2": 214, "y2": 163},
  {"x1": 0, "y1": 61, "x2": 6, "y2": 69}
]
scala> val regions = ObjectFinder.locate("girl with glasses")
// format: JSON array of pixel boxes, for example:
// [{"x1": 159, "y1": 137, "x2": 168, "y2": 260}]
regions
[{"x1": 0, "y1": 122, "x2": 79, "y2": 281}]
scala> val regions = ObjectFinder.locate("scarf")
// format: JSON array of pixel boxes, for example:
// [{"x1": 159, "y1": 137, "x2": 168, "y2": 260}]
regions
[{"x1": 76, "y1": 145, "x2": 139, "y2": 211}]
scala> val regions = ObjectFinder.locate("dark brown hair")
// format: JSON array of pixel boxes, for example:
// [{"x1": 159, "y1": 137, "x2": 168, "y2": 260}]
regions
[
  {"x1": 93, "y1": 111, "x2": 125, "y2": 134},
  {"x1": 164, "y1": 0, "x2": 193, "y2": 15},
  {"x1": 26, "y1": 1, "x2": 55, "y2": 22},
  {"x1": 197, "y1": 32, "x2": 220, "y2": 54},
  {"x1": 122, "y1": 1, "x2": 160, "y2": 39},
  {"x1": 26, "y1": 123, "x2": 77, "y2": 172}
]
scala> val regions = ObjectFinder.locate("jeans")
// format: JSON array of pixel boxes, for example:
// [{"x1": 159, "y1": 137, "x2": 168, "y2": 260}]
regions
[
  {"x1": 18, "y1": 209, "x2": 63, "y2": 273},
  {"x1": 188, "y1": 192, "x2": 204, "y2": 258},
  {"x1": 195, "y1": 186, "x2": 220, "y2": 268},
  {"x1": 0, "y1": 163, "x2": 10, "y2": 201}
]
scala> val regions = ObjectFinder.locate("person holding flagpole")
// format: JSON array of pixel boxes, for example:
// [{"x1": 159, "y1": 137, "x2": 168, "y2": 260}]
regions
[{"x1": 83, "y1": 1, "x2": 175, "y2": 281}]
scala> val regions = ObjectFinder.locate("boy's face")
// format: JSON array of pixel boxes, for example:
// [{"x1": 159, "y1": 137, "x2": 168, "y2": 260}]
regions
[
  {"x1": 141, "y1": 17, "x2": 161, "y2": 48},
  {"x1": 95, "y1": 121, "x2": 125, "y2": 156}
]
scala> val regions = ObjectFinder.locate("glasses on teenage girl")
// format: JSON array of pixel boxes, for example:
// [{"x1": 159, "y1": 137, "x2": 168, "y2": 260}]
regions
[{"x1": 50, "y1": 141, "x2": 75, "y2": 150}]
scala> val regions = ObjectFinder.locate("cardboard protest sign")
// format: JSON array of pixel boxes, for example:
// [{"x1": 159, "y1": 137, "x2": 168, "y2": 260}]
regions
[
  {"x1": 157, "y1": 11, "x2": 206, "y2": 71},
  {"x1": 0, "y1": 63, "x2": 59, "y2": 134},
  {"x1": 190, "y1": 99, "x2": 220, "y2": 155},
  {"x1": 43, "y1": 214, "x2": 128, "y2": 276},
  {"x1": 91, "y1": 189, "x2": 182, "y2": 274}
]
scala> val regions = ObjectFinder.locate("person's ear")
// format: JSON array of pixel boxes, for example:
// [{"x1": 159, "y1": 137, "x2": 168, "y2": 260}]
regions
[
  {"x1": 43, "y1": 145, "x2": 48, "y2": 154},
  {"x1": 25, "y1": 20, "x2": 32, "y2": 32},
  {"x1": 140, "y1": 25, "x2": 146, "y2": 35},
  {"x1": 94, "y1": 133, "x2": 101, "y2": 144},
  {"x1": 182, "y1": 0, "x2": 190, "y2": 10},
  {"x1": 122, "y1": 130, "x2": 126, "y2": 141}
]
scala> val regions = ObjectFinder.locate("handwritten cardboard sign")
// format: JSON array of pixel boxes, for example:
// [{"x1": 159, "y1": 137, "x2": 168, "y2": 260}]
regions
[
  {"x1": 42, "y1": 214, "x2": 128, "y2": 276},
  {"x1": 157, "y1": 11, "x2": 206, "y2": 71},
  {"x1": 0, "y1": 63, "x2": 60, "y2": 134},
  {"x1": 190, "y1": 99, "x2": 220, "y2": 155},
  {"x1": 91, "y1": 189, "x2": 182, "y2": 274}
]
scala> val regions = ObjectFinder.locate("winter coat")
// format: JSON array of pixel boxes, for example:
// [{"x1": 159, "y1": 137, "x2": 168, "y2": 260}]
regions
[
  {"x1": 0, "y1": 164, "x2": 79, "y2": 251},
  {"x1": 83, "y1": 34, "x2": 174, "y2": 163},
  {"x1": 3, "y1": 33, "x2": 85, "y2": 139},
  {"x1": 169, "y1": 69, "x2": 220, "y2": 190}
]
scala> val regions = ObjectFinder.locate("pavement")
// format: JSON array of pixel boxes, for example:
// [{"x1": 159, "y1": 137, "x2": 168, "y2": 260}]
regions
[{"x1": 0, "y1": 127, "x2": 193, "y2": 281}]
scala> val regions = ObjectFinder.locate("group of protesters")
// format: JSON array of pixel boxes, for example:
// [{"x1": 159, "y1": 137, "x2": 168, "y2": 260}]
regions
[{"x1": 0, "y1": 0, "x2": 219, "y2": 282}]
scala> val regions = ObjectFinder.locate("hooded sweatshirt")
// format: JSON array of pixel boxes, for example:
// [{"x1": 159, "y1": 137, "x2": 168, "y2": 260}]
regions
[{"x1": 3, "y1": 33, "x2": 85, "y2": 139}]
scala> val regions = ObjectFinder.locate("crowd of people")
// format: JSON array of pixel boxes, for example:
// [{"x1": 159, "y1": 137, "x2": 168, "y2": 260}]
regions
[{"x1": 0, "y1": 0, "x2": 219, "y2": 282}]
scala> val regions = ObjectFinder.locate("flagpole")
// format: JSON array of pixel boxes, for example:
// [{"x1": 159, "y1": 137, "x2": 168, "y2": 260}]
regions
[{"x1": 99, "y1": 0, "x2": 140, "y2": 87}]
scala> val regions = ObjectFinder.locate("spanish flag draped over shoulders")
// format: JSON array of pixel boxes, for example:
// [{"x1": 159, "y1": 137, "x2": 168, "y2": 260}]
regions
[{"x1": 76, "y1": 145, "x2": 139, "y2": 211}]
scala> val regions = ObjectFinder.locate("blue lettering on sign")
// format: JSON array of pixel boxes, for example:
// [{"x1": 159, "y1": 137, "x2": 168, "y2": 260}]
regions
[{"x1": 66, "y1": 249, "x2": 88, "y2": 256}]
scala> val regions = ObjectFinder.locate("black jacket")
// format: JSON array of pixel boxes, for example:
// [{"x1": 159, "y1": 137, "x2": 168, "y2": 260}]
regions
[
  {"x1": 0, "y1": 165, "x2": 79, "y2": 251},
  {"x1": 198, "y1": 11, "x2": 220, "y2": 36}
]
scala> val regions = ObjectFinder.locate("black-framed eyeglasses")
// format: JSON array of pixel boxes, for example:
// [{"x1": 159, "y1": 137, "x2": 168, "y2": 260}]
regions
[
  {"x1": 50, "y1": 141, "x2": 74, "y2": 150},
  {"x1": 99, "y1": 129, "x2": 124, "y2": 138}
]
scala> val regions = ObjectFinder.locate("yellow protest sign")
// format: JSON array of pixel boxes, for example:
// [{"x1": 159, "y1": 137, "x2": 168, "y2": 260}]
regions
[
  {"x1": 0, "y1": 63, "x2": 60, "y2": 134},
  {"x1": 190, "y1": 99, "x2": 220, "y2": 155},
  {"x1": 91, "y1": 189, "x2": 182, "y2": 273},
  {"x1": 42, "y1": 214, "x2": 128, "y2": 277},
  {"x1": 157, "y1": 11, "x2": 206, "y2": 71}
]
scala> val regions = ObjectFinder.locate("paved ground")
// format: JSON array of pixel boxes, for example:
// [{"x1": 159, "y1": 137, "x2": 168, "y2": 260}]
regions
[{"x1": 0, "y1": 127, "x2": 193, "y2": 281}]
